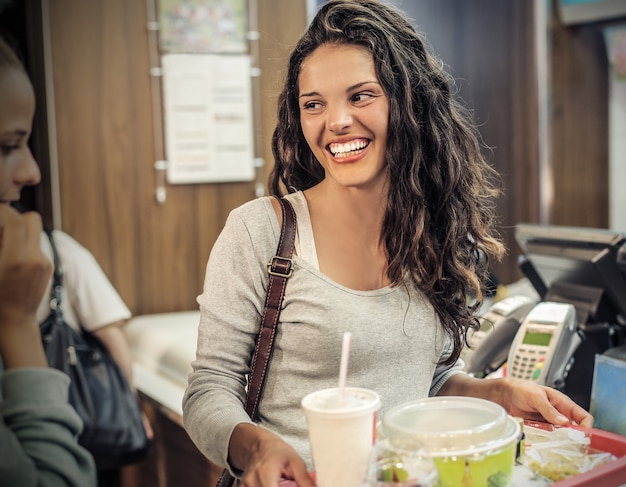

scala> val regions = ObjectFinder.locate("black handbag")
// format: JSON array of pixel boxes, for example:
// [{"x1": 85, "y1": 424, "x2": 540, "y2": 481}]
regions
[{"x1": 40, "y1": 230, "x2": 150, "y2": 470}]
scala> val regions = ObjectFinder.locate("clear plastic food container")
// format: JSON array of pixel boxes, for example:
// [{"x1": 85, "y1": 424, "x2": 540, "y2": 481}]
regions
[{"x1": 382, "y1": 397, "x2": 520, "y2": 487}]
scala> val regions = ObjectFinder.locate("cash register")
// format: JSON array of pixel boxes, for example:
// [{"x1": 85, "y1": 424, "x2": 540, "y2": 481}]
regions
[{"x1": 514, "y1": 223, "x2": 626, "y2": 409}]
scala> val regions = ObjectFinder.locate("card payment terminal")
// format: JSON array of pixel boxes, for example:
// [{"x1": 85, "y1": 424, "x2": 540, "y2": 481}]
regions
[{"x1": 507, "y1": 301, "x2": 582, "y2": 388}]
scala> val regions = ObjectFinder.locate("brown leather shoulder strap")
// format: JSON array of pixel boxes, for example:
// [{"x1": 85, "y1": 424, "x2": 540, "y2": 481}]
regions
[
  {"x1": 244, "y1": 196, "x2": 296, "y2": 418},
  {"x1": 217, "y1": 196, "x2": 296, "y2": 487}
]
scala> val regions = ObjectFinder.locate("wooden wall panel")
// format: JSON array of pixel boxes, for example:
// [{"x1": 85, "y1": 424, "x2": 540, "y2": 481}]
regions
[
  {"x1": 48, "y1": 0, "x2": 143, "y2": 311},
  {"x1": 549, "y1": 3, "x2": 609, "y2": 227},
  {"x1": 394, "y1": 0, "x2": 611, "y2": 283},
  {"x1": 258, "y1": 0, "x2": 308, "y2": 184},
  {"x1": 47, "y1": 0, "x2": 289, "y2": 315}
]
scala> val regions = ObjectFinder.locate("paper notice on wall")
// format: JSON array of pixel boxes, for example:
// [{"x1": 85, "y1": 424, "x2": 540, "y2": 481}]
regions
[
  {"x1": 157, "y1": 0, "x2": 248, "y2": 54},
  {"x1": 161, "y1": 53, "x2": 254, "y2": 184}
]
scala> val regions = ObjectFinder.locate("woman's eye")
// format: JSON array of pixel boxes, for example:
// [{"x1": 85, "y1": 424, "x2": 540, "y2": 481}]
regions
[
  {"x1": 1, "y1": 145, "x2": 19, "y2": 156},
  {"x1": 353, "y1": 92, "x2": 374, "y2": 103},
  {"x1": 302, "y1": 101, "x2": 321, "y2": 110}
]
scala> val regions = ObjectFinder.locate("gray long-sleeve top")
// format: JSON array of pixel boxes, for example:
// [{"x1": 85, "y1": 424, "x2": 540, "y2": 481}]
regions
[
  {"x1": 183, "y1": 193, "x2": 465, "y2": 474},
  {"x1": 0, "y1": 366, "x2": 96, "y2": 486}
]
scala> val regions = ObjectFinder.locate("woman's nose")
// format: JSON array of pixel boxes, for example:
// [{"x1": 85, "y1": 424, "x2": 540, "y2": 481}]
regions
[
  {"x1": 15, "y1": 148, "x2": 41, "y2": 186},
  {"x1": 327, "y1": 104, "x2": 353, "y2": 133}
]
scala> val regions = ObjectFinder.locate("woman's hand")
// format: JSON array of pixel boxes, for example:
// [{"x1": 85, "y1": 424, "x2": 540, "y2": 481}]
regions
[
  {"x1": 438, "y1": 374, "x2": 594, "y2": 428},
  {"x1": 230, "y1": 423, "x2": 315, "y2": 487},
  {"x1": 0, "y1": 206, "x2": 51, "y2": 327},
  {"x1": 502, "y1": 377, "x2": 594, "y2": 427},
  {"x1": 0, "y1": 206, "x2": 52, "y2": 369}
]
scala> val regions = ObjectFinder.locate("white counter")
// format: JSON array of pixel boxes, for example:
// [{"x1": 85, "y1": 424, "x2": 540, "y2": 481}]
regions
[{"x1": 123, "y1": 310, "x2": 200, "y2": 418}]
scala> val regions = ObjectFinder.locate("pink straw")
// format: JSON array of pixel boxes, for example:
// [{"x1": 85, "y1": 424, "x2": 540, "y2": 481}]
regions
[{"x1": 338, "y1": 332, "x2": 352, "y2": 403}]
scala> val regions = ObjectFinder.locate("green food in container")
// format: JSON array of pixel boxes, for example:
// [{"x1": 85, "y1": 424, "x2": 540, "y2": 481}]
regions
[{"x1": 382, "y1": 397, "x2": 521, "y2": 487}]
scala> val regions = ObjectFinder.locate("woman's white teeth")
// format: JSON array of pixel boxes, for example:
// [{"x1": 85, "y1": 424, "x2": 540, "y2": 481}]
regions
[{"x1": 330, "y1": 140, "x2": 368, "y2": 157}]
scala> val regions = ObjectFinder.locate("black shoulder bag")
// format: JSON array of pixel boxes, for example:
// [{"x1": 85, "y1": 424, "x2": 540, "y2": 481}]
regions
[
  {"x1": 216, "y1": 196, "x2": 297, "y2": 487},
  {"x1": 40, "y1": 229, "x2": 150, "y2": 470}
]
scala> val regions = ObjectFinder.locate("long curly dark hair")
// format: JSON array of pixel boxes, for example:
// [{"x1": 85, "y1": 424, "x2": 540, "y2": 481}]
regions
[{"x1": 269, "y1": 0, "x2": 505, "y2": 365}]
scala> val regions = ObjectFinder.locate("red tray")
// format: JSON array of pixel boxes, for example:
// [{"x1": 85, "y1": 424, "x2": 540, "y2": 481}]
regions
[
  {"x1": 279, "y1": 426, "x2": 626, "y2": 486},
  {"x1": 525, "y1": 421, "x2": 626, "y2": 486}
]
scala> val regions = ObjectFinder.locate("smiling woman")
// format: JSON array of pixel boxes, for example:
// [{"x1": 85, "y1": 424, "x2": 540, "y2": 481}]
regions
[
  {"x1": 182, "y1": 2, "x2": 593, "y2": 487},
  {"x1": 298, "y1": 43, "x2": 389, "y2": 193}
]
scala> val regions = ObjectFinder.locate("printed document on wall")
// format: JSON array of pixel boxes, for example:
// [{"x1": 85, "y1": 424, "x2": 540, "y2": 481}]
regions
[
  {"x1": 158, "y1": 0, "x2": 247, "y2": 54},
  {"x1": 162, "y1": 54, "x2": 254, "y2": 184}
]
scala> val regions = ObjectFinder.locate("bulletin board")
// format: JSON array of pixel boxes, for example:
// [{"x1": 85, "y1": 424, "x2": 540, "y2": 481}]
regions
[
  {"x1": 161, "y1": 52, "x2": 254, "y2": 184},
  {"x1": 158, "y1": 0, "x2": 248, "y2": 54},
  {"x1": 147, "y1": 0, "x2": 259, "y2": 201}
]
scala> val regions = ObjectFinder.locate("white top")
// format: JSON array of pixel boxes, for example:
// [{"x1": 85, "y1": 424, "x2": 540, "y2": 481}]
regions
[
  {"x1": 290, "y1": 191, "x2": 319, "y2": 269},
  {"x1": 36, "y1": 230, "x2": 131, "y2": 332}
]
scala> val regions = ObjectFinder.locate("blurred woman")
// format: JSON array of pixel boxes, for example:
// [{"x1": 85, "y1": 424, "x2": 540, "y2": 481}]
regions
[
  {"x1": 0, "y1": 35, "x2": 150, "y2": 487},
  {"x1": 0, "y1": 36, "x2": 96, "y2": 486}
]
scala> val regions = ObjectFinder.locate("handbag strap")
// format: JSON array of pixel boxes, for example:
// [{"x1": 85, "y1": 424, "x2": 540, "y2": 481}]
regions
[
  {"x1": 44, "y1": 229, "x2": 64, "y2": 321},
  {"x1": 216, "y1": 195, "x2": 297, "y2": 487},
  {"x1": 245, "y1": 195, "x2": 296, "y2": 417}
]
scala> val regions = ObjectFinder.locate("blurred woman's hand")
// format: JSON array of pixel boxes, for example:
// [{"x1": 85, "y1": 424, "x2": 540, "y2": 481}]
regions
[{"x1": 0, "y1": 206, "x2": 52, "y2": 368}]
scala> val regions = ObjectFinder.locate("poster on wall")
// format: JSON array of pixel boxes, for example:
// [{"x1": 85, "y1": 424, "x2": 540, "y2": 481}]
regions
[
  {"x1": 161, "y1": 53, "x2": 255, "y2": 184},
  {"x1": 158, "y1": 0, "x2": 248, "y2": 54}
]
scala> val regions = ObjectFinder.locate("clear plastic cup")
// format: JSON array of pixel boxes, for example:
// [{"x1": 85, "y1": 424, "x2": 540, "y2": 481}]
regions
[{"x1": 301, "y1": 387, "x2": 381, "y2": 487}]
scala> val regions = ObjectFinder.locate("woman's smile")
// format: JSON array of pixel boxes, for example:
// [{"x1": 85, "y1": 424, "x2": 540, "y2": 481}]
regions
[{"x1": 328, "y1": 138, "x2": 370, "y2": 160}]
